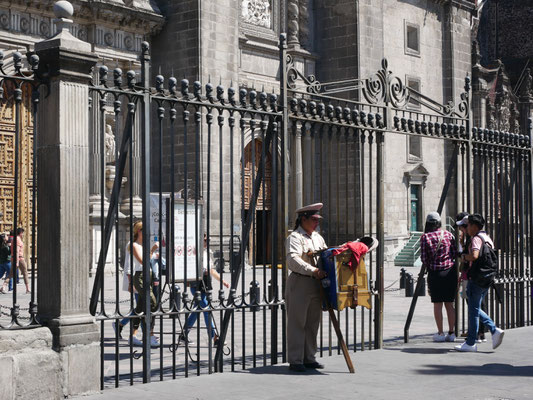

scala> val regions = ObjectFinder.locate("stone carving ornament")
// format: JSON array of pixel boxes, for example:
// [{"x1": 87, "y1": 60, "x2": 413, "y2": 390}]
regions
[
  {"x1": 0, "y1": 13, "x2": 8, "y2": 29},
  {"x1": 241, "y1": 0, "x2": 271, "y2": 28},
  {"x1": 104, "y1": 32, "x2": 114, "y2": 46},
  {"x1": 287, "y1": 0, "x2": 299, "y2": 45},
  {"x1": 40, "y1": 21, "x2": 50, "y2": 37},
  {"x1": 20, "y1": 17, "x2": 29, "y2": 33}
]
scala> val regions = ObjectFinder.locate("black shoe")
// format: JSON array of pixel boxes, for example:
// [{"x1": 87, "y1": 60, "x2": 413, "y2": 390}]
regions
[
  {"x1": 289, "y1": 363, "x2": 306, "y2": 372},
  {"x1": 179, "y1": 333, "x2": 194, "y2": 345},
  {"x1": 304, "y1": 362, "x2": 324, "y2": 369},
  {"x1": 112, "y1": 322, "x2": 124, "y2": 339}
]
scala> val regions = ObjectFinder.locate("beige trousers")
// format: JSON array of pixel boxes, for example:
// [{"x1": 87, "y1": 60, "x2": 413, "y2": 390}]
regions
[{"x1": 286, "y1": 272, "x2": 322, "y2": 364}]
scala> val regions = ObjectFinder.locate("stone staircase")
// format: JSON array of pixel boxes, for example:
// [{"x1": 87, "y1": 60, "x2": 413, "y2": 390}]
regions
[{"x1": 393, "y1": 231, "x2": 423, "y2": 267}]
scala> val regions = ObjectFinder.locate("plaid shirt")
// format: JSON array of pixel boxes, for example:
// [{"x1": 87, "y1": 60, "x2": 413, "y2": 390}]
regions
[{"x1": 420, "y1": 229, "x2": 457, "y2": 271}]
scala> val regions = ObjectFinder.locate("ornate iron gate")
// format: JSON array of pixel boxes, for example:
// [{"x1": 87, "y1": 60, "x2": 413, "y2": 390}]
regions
[{"x1": 88, "y1": 34, "x2": 533, "y2": 389}]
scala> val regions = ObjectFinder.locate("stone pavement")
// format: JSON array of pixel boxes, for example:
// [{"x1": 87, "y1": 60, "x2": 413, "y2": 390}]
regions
[{"x1": 81, "y1": 325, "x2": 533, "y2": 400}]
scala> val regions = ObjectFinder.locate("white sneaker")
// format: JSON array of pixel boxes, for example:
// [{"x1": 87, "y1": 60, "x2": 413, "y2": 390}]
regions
[
  {"x1": 150, "y1": 335, "x2": 160, "y2": 348},
  {"x1": 128, "y1": 335, "x2": 143, "y2": 347},
  {"x1": 492, "y1": 328, "x2": 505, "y2": 349},
  {"x1": 445, "y1": 333, "x2": 456, "y2": 342},
  {"x1": 455, "y1": 342, "x2": 477, "y2": 352},
  {"x1": 433, "y1": 333, "x2": 446, "y2": 342}
]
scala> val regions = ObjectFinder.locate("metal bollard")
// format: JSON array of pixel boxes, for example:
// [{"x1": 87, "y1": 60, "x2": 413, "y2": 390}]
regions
[
  {"x1": 400, "y1": 268, "x2": 406, "y2": 289},
  {"x1": 250, "y1": 280, "x2": 260, "y2": 312},
  {"x1": 405, "y1": 273, "x2": 414, "y2": 297}
]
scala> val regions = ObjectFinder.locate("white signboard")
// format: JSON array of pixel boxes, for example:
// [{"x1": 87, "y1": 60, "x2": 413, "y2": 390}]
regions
[
  {"x1": 172, "y1": 200, "x2": 203, "y2": 281},
  {"x1": 150, "y1": 194, "x2": 203, "y2": 282}
]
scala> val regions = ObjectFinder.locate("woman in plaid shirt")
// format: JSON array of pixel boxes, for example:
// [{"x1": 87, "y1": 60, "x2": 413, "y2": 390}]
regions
[{"x1": 420, "y1": 212, "x2": 458, "y2": 342}]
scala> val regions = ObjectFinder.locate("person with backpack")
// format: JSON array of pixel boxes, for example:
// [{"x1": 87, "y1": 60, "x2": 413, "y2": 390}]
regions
[{"x1": 455, "y1": 213, "x2": 504, "y2": 352}]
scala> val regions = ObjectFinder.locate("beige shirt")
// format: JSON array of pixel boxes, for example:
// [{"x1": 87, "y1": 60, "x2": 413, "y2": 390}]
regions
[{"x1": 286, "y1": 226, "x2": 327, "y2": 276}]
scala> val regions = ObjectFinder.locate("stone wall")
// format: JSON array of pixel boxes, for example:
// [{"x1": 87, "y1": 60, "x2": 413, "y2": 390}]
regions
[
  {"x1": 0, "y1": 329, "x2": 62, "y2": 400},
  {"x1": 314, "y1": 0, "x2": 359, "y2": 91}
]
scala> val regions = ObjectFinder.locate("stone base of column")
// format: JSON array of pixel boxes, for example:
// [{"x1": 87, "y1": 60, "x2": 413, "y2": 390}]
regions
[
  {"x1": 89, "y1": 194, "x2": 109, "y2": 219},
  {"x1": 120, "y1": 195, "x2": 143, "y2": 218},
  {"x1": 0, "y1": 324, "x2": 100, "y2": 399},
  {"x1": 47, "y1": 315, "x2": 100, "y2": 395}
]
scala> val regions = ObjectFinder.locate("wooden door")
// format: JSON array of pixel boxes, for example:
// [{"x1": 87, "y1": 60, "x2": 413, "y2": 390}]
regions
[{"x1": 0, "y1": 81, "x2": 35, "y2": 262}]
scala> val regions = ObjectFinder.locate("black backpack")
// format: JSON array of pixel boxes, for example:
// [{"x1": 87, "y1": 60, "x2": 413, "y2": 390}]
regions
[{"x1": 467, "y1": 235, "x2": 498, "y2": 288}]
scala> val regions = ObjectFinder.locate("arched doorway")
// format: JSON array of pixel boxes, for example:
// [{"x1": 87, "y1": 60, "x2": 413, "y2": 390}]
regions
[{"x1": 243, "y1": 139, "x2": 272, "y2": 265}]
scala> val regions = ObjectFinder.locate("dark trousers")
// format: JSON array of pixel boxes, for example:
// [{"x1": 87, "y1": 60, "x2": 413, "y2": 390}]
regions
[{"x1": 132, "y1": 271, "x2": 157, "y2": 332}]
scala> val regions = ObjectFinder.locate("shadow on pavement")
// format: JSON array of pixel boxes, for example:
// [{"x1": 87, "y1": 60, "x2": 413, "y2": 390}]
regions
[
  {"x1": 244, "y1": 365, "x2": 328, "y2": 376},
  {"x1": 415, "y1": 363, "x2": 533, "y2": 377},
  {"x1": 384, "y1": 346, "x2": 451, "y2": 354}
]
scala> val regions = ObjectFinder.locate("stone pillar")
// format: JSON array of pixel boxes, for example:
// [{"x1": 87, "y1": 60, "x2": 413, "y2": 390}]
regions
[
  {"x1": 294, "y1": 121, "x2": 303, "y2": 210},
  {"x1": 35, "y1": 2, "x2": 100, "y2": 396},
  {"x1": 120, "y1": 113, "x2": 143, "y2": 217},
  {"x1": 303, "y1": 121, "x2": 312, "y2": 204},
  {"x1": 88, "y1": 80, "x2": 106, "y2": 217}
]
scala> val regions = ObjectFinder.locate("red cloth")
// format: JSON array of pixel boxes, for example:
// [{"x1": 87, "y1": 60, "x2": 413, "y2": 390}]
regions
[{"x1": 331, "y1": 241, "x2": 369, "y2": 272}]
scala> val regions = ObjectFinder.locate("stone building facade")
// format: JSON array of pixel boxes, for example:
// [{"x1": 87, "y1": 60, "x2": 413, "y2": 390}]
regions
[
  {"x1": 0, "y1": 0, "x2": 477, "y2": 268},
  {"x1": 475, "y1": 0, "x2": 533, "y2": 133}
]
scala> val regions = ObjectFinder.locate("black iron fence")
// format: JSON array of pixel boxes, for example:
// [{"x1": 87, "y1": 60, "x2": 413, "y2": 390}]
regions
[
  {"x1": 0, "y1": 32, "x2": 531, "y2": 392},
  {"x1": 88, "y1": 42, "x2": 287, "y2": 387},
  {"x1": 461, "y1": 125, "x2": 533, "y2": 331}
]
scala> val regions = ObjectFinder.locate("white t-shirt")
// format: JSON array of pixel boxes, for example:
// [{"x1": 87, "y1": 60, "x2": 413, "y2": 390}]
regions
[{"x1": 122, "y1": 242, "x2": 142, "y2": 292}]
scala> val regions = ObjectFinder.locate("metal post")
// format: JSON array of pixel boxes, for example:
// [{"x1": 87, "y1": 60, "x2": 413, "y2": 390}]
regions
[
  {"x1": 279, "y1": 33, "x2": 289, "y2": 362},
  {"x1": 375, "y1": 115, "x2": 385, "y2": 349},
  {"x1": 140, "y1": 41, "x2": 152, "y2": 383}
]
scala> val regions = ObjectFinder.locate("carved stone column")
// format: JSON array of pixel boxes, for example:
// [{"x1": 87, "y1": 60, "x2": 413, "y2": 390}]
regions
[
  {"x1": 303, "y1": 121, "x2": 312, "y2": 204},
  {"x1": 294, "y1": 121, "x2": 303, "y2": 210},
  {"x1": 35, "y1": 1, "x2": 99, "y2": 396},
  {"x1": 287, "y1": 0, "x2": 300, "y2": 47},
  {"x1": 88, "y1": 83, "x2": 106, "y2": 217},
  {"x1": 120, "y1": 109, "x2": 143, "y2": 217}
]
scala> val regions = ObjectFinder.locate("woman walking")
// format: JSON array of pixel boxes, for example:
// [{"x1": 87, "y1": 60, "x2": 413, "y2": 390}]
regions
[
  {"x1": 123, "y1": 221, "x2": 160, "y2": 347},
  {"x1": 420, "y1": 212, "x2": 458, "y2": 342},
  {"x1": 1, "y1": 228, "x2": 30, "y2": 294}
]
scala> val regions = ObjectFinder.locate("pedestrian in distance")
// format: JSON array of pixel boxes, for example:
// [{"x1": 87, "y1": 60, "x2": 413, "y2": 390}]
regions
[
  {"x1": 1, "y1": 228, "x2": 30, "y2": 294},
  {"x1": 456, "y1": 213, "x2": 487, "y2": 343},
  {"x1": 286, "y1": 202, "x2": 327, "y2": 372},
  {"x1": 0, "y1": 234, "x2": 11, "y2": 283},
  {"x1": 455, "y1": 213, "x2": 504, "y2": 352},
  {"x1": 114, "y1": 242, "x2": 160, "y2": 342},
  {"x1": 420, "y1": 211, "x2": 458, "y2": 342},
  {"x1": 179, "y1": 233, "x2": 230, "y2": 346},
  {"x1": 117, "y1": 221, "x2": 160, "y2": 347}
]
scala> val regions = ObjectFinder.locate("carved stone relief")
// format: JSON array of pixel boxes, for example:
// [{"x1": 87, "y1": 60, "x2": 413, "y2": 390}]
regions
[{"x1": 241, "y1": 0, "x2": 272, "y2": 29}]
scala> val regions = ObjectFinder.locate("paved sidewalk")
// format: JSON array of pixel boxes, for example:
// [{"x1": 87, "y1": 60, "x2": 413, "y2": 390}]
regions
[{"x1": 81, "y1": 325, "x2": 533, "y2": 400}]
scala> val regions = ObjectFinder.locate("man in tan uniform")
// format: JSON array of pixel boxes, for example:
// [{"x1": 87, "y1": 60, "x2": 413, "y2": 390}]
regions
[{"x1": 286, "y1": 203, "x2": 327, "y2": 372}]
